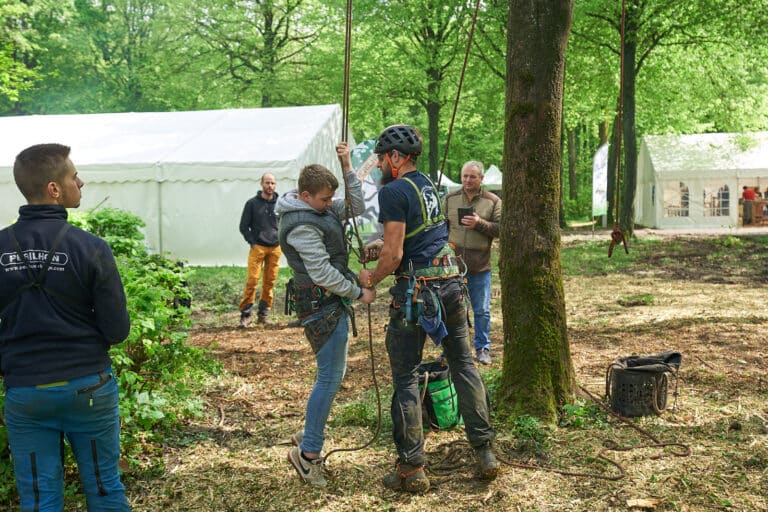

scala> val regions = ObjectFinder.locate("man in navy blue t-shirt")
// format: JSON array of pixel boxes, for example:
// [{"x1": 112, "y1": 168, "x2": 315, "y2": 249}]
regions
[{"x1": 359, "y1": 125, "x2": 498, "y2": 494}]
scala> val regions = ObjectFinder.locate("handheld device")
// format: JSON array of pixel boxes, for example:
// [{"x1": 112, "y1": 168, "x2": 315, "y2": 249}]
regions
[{"x1": 458, "y1": 206, "x2": 474, "y2": 221}]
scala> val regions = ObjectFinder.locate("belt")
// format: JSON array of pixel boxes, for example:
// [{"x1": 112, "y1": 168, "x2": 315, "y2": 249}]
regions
[{"x1": 399, "y1": 254, "x2": 459, "y2": 272}]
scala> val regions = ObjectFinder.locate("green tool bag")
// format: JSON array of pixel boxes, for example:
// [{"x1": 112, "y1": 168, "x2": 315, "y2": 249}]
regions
[{"x1": 418, "y1": 360, "x2": 463, "y2": 432}]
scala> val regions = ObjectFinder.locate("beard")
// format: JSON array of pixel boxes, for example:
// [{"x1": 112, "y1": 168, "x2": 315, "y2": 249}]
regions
[{"x1": 380, "y1": 168, "x2": 395, "y2": 185}]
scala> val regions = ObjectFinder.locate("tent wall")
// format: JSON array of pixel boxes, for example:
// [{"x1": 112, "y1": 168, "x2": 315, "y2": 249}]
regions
[
  {"x1": 0, "y1": 106, "x2": 345, "y2": 266},
  {"x1": 636, "y1": 133, "x2": 768, "y2": 229}
]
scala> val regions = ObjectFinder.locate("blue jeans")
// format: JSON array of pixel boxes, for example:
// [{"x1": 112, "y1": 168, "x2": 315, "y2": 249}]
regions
[
  {"x1": 4, "y1": 368, "x2": 130, "y2": 512},
  {"x1": 300, "y1": 311, "x2": 349, "y2": 454},
  {"x1": 386, "y1": 276, "x2": 494, "y2": 466},
  {"x1": 466, "y1": 270, "x2": 492, "y2": 352}
]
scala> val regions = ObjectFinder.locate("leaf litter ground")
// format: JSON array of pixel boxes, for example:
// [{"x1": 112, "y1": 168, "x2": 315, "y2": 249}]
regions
[{"x1": 126, "y1": 233, "x2": 768, "y2": 511}]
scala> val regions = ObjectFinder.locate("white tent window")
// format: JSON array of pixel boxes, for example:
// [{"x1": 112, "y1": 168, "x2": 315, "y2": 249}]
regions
[
  {"x1": 703, "y1": 185, "x2": 730, "y2": 217},
  {"x1": 664, "y1": 182, "x2": 690, "y2": 217}
]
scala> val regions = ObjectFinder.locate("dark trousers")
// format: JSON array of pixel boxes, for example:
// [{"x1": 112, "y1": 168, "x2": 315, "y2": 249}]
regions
[{"x1": 385, "y1": 275, "x2": 494, "y2": 467}]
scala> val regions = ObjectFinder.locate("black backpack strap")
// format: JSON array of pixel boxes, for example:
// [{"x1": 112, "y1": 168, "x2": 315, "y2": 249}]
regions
[{"x1": 0, "y1": 223, "x2": 73, "y2": 314}]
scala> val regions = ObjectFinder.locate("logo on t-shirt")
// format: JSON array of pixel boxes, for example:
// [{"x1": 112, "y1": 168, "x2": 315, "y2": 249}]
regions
[{"x1": 0, "y1": 250, "x2": 69, "y2": 269}]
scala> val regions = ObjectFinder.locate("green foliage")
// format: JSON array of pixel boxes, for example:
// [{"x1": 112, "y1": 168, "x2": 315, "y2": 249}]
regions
[
  {"x1": 713, "y1": 236, "x2": 744, "y2": 248},
  {"x1": 329, "y1": 388, "x2": 391, "y2": 431},
  {"x1": 560, "y1": 239, "x2": 655, "y2": 276},
  {"x1": 509, "y1": 415, "x2": 551, "y2": 454},
  {"x1": 559, "y1": 402, "x2": 607, "y2": 429},
  {"x1": 618, "y1": 293, "x2": 654, "y2": 307}
]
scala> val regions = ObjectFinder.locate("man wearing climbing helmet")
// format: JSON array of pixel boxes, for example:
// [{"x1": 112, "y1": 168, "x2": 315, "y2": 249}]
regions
[{"x1": 359, "y1": 124, "x2": 498, "y2": 493}]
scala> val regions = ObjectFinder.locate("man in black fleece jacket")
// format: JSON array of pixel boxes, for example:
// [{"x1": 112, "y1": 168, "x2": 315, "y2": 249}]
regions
[
  {"x1": 237, "y1": 173, "x2": 281, "y2": 326},
  {"x1": 0, "y1": 144, "x2": 131, "y2": 511}
]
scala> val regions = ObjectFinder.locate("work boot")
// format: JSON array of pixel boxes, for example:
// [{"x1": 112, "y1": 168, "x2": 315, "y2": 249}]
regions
[
  {"x1": 475, "y1": 444, "x2": 499, "y2": 480},
  {"x1": 257, "y1": 300, "x2": 269, "y2": 324},
  {"x1": 382, "y1": 463, "x2": 430, "y2": 493},
  {"x1": 238, "y1": 313, "x2": 250, "y2": 328}
]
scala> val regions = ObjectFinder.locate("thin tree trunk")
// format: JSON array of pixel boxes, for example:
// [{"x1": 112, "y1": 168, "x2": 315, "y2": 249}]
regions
[
  {"x1": 606, "y1": 114, "x2": 619, "y2": 226},
  {"x1": 568, "y1": 127, "x2": 577, "y2": 200},
  {"x1": 499, "y1": 0, "x2": 575, "y2": 422},
  {"x1": 619, "y1": 30, "x2": 637, "y2": 236}
]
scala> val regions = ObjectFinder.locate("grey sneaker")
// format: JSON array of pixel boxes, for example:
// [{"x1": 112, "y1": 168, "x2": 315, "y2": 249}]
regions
[
  {"x1": 291, "y1": 430, "x2": 303, "y2": 447},
  {"x1": 476, "y1": 444, "x2": 499, "y2": 480},
  {"x1": 288, "y1": 446, "x2": 326, "y2": 487},
  {"x1": 382, "y1": 463, "x2": 430, "y2": 493},
  {"x1": 476, "y1": 348, "x2": 492, "y2": 365}
]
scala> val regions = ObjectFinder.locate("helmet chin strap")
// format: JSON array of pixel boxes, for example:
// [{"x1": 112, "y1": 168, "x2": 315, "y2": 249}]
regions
[{"x1": 384, "y1": 152, "x2": 412, "y2": 180}]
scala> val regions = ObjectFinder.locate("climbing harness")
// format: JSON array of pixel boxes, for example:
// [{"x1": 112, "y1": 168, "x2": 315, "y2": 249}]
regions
[{"x1": 399, "y1": 175, "x2": 446, "y2": 239}]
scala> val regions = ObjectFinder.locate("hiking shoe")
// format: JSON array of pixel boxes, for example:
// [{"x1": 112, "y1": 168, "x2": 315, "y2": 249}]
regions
[
  {"x1": 476, "y1": 348, "x2": 492, "y2": 365},
  {"x1": 382, "y1": 463, "x2": 430, "y2": 493},
  {"x1": 238, "y1": 315, "x2": 249, "y2": 328},
  {"x1": 291, "y1": 430, "x2": 303, "y2": 447},
  {"x1": 257, "y1": 314, "x2": 269, "y2": 324},
  {"x1": 475, "y1": 444, "x2": 499, "y2": 480},
  {"x1": 288, "y1": 446, "x2": 326, "y2": 487}
]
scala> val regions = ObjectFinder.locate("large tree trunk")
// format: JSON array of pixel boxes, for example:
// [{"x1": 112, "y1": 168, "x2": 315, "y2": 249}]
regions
[{"x1": 498, "y1": 0, "x2": 576, "y2": 422}]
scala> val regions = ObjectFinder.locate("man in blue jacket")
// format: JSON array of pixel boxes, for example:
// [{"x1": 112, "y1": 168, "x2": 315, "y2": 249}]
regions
[{"x1": 0, "y1": 144, "x2": 131, "y2": 511}]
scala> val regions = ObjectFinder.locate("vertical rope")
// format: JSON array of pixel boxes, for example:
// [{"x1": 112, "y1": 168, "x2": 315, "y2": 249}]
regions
[
  {"x1": 436, "y1": 0, "x2": 481, "y2": 189},
  {"x1": 341, "y1": 0, "x2": 352, "y2": 142},
  {"x1": 323, "y1": 1, "x2": 384, "y2": 463},
  {"x1": 340, "y1": 0, "x2": 363, "y2": 255}
]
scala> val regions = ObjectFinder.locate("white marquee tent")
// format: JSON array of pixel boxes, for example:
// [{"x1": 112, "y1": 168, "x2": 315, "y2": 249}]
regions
[
  {"x1": 0, "y1": 105, "x2": 346, "y2": 265},
  {"x1": 483, "y1": 164, "x2": 502, "y2": 193},
  {"x1": 636, "y1": 132, "x2": 768, "y2": 228}
]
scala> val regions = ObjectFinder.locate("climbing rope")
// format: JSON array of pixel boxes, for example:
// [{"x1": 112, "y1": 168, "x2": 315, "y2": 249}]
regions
[
  {"x1": 609, "y1": 0, "x2": 629, "y2": 257},
  {"x1": 423, "y1": 382, "x2": 689, "y2": 482},
  {"x1": 326, "y1": 0, "x2": 482, "y2": 464},
  {"x1": 436, "y1": 0, "x2": 482, "y2": 190},
  {"x1": 324, "y1": 0, "x2": 382, "y2": 463}
]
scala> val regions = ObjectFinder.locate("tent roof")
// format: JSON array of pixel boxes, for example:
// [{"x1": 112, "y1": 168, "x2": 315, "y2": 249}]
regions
[
  {"x1": 484, "y1": 164, "x2": 502, "y2": 187},
  {"x1": 643, "y1": 132, "x2": 768, "y2": 175},
  {"x1": 0, "y1": 105, "x2": 342, "y2": 180}
]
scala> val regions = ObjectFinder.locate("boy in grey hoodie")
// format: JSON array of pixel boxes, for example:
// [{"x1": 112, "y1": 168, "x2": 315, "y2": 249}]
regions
[{"x1": 277, "y1": 142, "x2": 376, "y2": 487}]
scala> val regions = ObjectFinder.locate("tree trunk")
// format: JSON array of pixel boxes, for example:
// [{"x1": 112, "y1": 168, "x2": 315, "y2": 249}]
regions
[
  {"x1": 606, "y1": 114, "x2": 619, "y2": 226},
  {"x1": 567, "y1": 127, "x2": 577, "y2": 200},
  {"x1": 426, "y1": 66, "x2": 441, "y2": 181},
  {"x1": 619, "y1": 26, "x2": 637, "y2": 236},
  {"x1": 499, "y1": 0, "x2": 576, "y2": 422},
  {"x1": 598, "y1": 119, "x2": 608, "y2": 146},
  {"x1": 559, "y1": 118, "x2": 567, "y2": 228}
]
